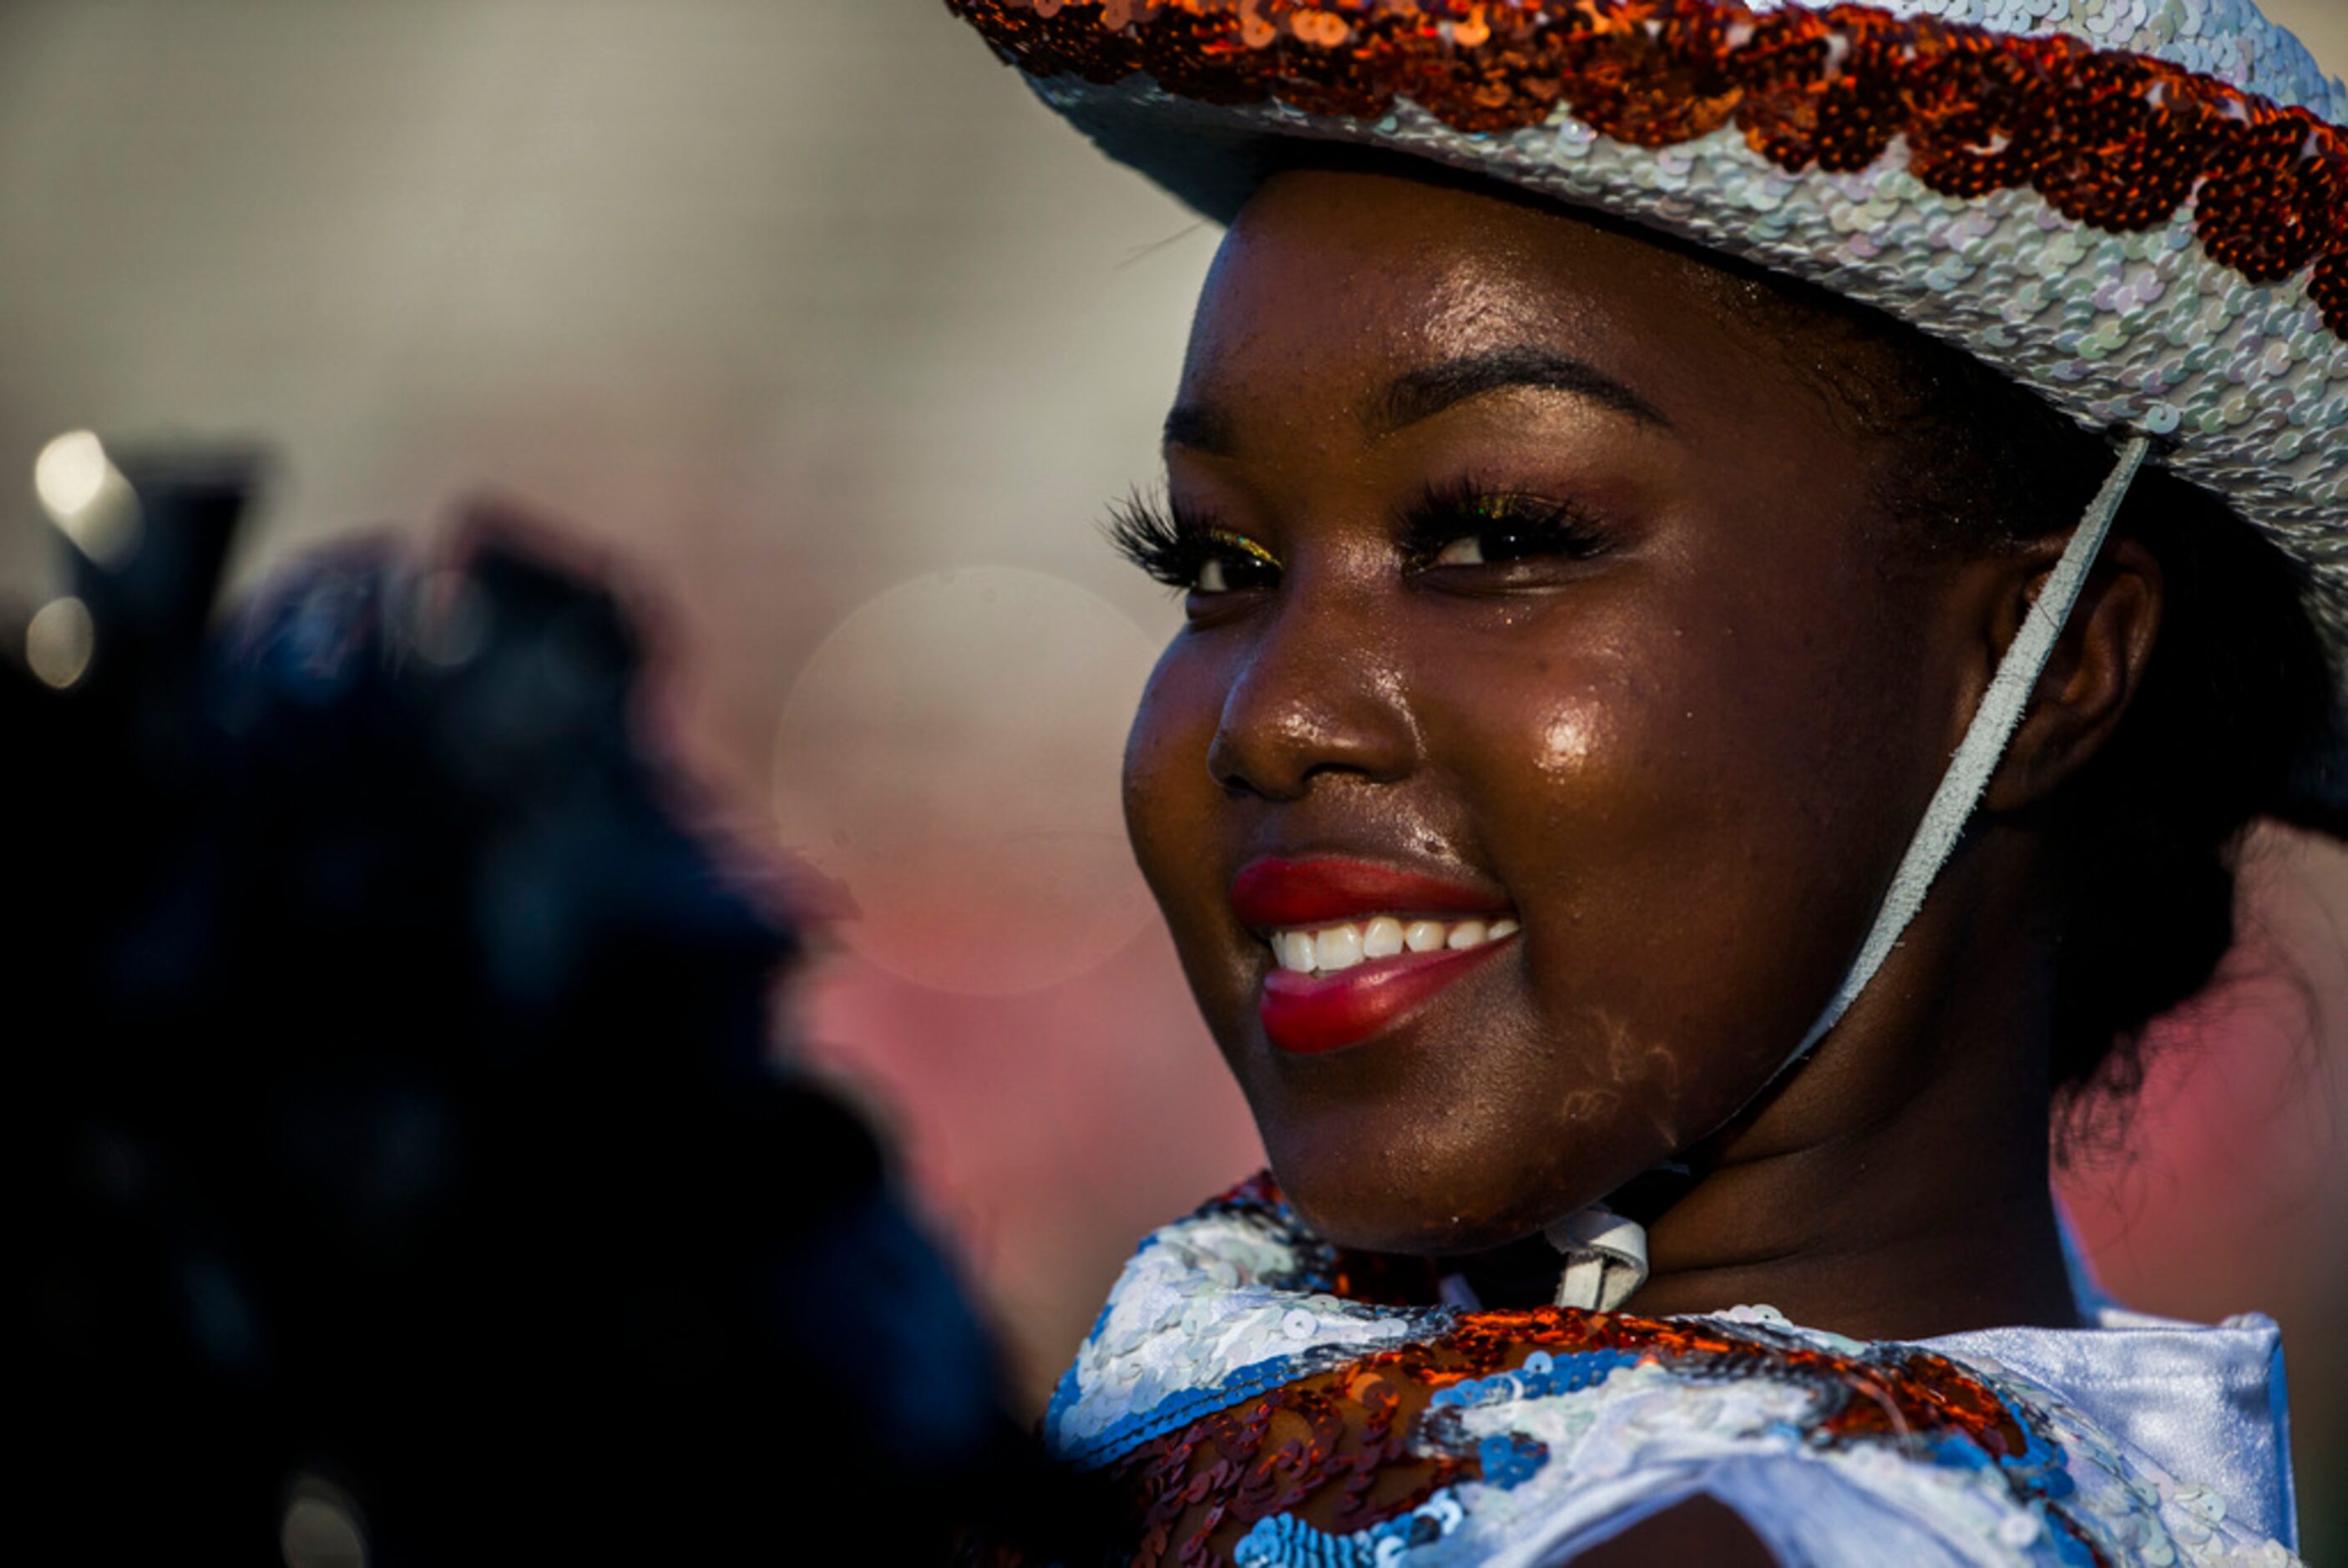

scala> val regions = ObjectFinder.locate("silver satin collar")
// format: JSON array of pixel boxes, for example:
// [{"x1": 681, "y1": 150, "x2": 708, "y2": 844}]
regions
[{"x1": 1925, "y1": 1307, "x2": 2298, "y2": 1552}]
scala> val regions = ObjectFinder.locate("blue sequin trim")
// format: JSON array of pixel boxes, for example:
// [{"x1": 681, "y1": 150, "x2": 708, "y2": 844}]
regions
[
  {"x1": 1476, "y1": 1431, "x2": 1550, "y2": 1491},
  {"x1": 1233, "y1": 1490, "x2": 1466, "y2": 1568},
  {"x1": 1054, "y1": 1343, "x2": 1364, "y2": 1471},
  {"x1": 1427, "y1": 1348, "x2": 1642, "y2": 1411}
]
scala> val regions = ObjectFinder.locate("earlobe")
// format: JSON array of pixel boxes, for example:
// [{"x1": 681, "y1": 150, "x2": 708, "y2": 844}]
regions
[{"x1": 1982, "y1": 534, "x2": 2163, "y2": 812}]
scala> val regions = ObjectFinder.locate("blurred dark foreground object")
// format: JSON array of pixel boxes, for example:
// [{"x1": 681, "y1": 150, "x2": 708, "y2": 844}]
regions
[{"x1": 6, "y1": 448, "x2": 1112, "y2": 1564}]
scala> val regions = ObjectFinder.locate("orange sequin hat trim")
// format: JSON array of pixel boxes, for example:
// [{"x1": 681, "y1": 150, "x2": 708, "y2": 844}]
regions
[{"x1": 951, "y1": 0, "x2": 2348, "y2": 332}]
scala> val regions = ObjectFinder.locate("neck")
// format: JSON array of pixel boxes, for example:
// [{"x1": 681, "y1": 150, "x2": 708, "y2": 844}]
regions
[
  {"x1": 1624, "y1": 1111, "x2": 2082, "y2": 1340},
  {"x1": 1641, "y1": 826, "x2": 2084, "y2": 1338}
]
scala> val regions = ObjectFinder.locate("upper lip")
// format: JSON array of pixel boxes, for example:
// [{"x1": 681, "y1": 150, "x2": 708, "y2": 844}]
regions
[{"x1": 1230, "y1": 855, "x2": 1513, "y2": 932}]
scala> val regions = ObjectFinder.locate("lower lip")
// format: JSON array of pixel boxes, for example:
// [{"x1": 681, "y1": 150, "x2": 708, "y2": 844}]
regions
[{"x1": 1259, "y1": 939, "x2": 1514, "y2": 1055}]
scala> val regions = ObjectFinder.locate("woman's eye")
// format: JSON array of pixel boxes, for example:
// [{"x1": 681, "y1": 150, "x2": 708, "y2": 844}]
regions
[
  {"x1": 1427, "y1": 525, "x2": 1563, "y2": 567},
  {"x1": 1104, "y1": 494, "x2": 1280, "y2": 599},
  {"x1": 1408, "y1": 491, "x2": 1611, "y2": 574},
  {"x1": 1430, "y1": 534, "x2": 1483, "y2": 568},
  {"x1": 1191, "y1": 535, "x2": 1280, "y2": 595}
]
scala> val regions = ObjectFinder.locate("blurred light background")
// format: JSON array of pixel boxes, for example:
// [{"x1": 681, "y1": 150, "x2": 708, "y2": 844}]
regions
[{"x1": 1, "y1": 0, "x2": 2341, "y2": 1545}]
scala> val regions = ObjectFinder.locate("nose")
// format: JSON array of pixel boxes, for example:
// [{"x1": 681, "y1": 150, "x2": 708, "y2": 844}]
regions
[{"x1": 1206, "y1": 584, "x2": 1418, "y2": 800}]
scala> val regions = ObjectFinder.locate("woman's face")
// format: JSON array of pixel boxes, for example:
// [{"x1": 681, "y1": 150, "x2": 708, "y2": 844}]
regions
[{"x1": 1121, "y1": 165, "x2": 2004, "y2": 1257}]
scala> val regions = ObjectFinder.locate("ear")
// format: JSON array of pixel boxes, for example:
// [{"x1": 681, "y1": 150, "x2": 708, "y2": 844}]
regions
[{"x1": 1981, "y1": 533, "x2": 2163, "y2": 813}]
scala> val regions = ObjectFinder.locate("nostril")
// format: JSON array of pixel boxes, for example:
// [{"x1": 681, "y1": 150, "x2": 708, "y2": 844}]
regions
[
  {"x1": 1211, "y1": 712, "x2": 1418, "y2": 799},
  {"x1": 1211, "y1": 716, "x2": 1379, "y2": 802},
  {"x1": 1204, "y1": 595, "x2": 1419, "y2": 797},
  {"x1": 1212, "y1": 761, "x2": 1264, "y2": 801}
]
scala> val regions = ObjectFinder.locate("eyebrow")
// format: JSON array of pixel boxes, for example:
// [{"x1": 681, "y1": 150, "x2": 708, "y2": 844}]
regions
[
  {"x1": 1373, "y1": 346, "x2": 1672, "y2": 436},
  {"x1": 1161, "y1": 344, "x2": 1672, "y2": 457}
]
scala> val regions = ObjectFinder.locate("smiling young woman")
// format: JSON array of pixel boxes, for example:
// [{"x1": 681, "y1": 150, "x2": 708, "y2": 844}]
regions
[
  {"x1": 949, "y1": 2, "x2": 2340, "y2": 1563},
  {"x1": 1125, "y1": 158, "x2": 2132, "y2": 1309}
]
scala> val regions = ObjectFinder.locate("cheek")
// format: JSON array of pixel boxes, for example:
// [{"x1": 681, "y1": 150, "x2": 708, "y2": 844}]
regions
[
  {"x1": 1121, "y1": 641, "x2": 1224, "y2": 918},
  {"x1": 1460, "y1": 632, "x2": 1713, "y2": 871},
  {"x1": 1483, "y1": 662, "x2": 1734, "y2": 1118},
  {"x1": 1440, "y1": 604, "x2": 1900, "y2": 1124},
  {"x1": 1526, "y1": 680, "x2": 1605, "y2": 781}
]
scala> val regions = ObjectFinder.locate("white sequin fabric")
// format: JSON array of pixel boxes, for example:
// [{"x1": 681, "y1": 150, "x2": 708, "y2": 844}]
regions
[{"x1": 1047, "y1": 1186, "x2": 2305, "y2": 1566}]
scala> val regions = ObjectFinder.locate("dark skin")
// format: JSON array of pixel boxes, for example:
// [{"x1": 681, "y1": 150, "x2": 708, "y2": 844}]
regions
[{"x1": 1118, "y1": 166, "x2": 2163, "y2": 1560}]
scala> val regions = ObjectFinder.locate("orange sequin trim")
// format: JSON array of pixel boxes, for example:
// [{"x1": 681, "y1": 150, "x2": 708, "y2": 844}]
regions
[
  {"x1": 1099, "y1": 1303, "x2": 2077, "y2": 1565},
  {"x1": 948, "y1": 0, "x2": 2348, "y2": 337}
]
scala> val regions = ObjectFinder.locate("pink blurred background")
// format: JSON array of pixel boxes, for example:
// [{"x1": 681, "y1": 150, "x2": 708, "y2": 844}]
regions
[{"x1": 1, "y1": 0, "x2": 2340, "y2": 1545}]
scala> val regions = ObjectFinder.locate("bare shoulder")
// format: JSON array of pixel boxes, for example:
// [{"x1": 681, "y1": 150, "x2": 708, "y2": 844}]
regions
[{"x1": 1561, "y1": 1495, "x2": 1779, "y2": 1567}]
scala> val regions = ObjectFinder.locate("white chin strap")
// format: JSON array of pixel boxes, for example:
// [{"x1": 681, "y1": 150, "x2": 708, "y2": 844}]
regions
[
  {"x1": 1766, "y1": 432, "x2": 2153, "y2": 1080},
  {"x1": 1545, "y1": 433, "x2": 2155, "y2": 1314}
]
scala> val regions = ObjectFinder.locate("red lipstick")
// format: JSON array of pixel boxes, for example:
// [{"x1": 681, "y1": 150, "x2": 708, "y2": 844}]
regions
[
  {"x1": 1230, "y1": 857, "x2": 1511, "y2": 930},
  {"x1": 1259, "y1": 944, "x2": 1510, "y2": 1054},
  {"x1": 1232, "y1": 857, "x2": 1516, "y2": 1056}
]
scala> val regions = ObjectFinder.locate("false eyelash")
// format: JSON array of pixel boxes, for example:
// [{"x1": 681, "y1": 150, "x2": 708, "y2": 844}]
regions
[
  {"x1": 1105, "y1": 489, "x2": 1187, "y2": 589},
  {"x1": 1399, "y1": 476, "x2": 1615, "y2": 566},
  {"x1": 1106, "y1": 488, "x2": 1218, "y2": 589}
]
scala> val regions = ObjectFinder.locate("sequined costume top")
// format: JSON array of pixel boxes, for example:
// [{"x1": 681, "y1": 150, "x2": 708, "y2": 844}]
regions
[{"x1": 1045, "y1": 1176, "x2": 2300, "y2": 1566}]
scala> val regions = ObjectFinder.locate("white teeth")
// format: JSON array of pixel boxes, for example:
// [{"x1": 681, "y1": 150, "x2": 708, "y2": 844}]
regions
[
  {"x1": 1269, "y1": 915, "x2": 1520, "y2": 975},
  {"x1": 1314, "y1": 924, "x2": 1366, "y2": 972}
]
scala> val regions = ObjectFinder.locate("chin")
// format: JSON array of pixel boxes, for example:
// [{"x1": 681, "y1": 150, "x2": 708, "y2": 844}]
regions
[
  {"x1": 1263, "y1": 1129, "x2": 1627, "y2": 1260},
  {"x1": 1238, "y1": 1017, "x2": 1678, "y2": 1260}
]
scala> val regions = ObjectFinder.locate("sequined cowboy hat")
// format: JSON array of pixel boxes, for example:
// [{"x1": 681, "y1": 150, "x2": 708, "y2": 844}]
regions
[{"x1": 947, "y1": 0, "x2": 2348, "y2": 741}]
